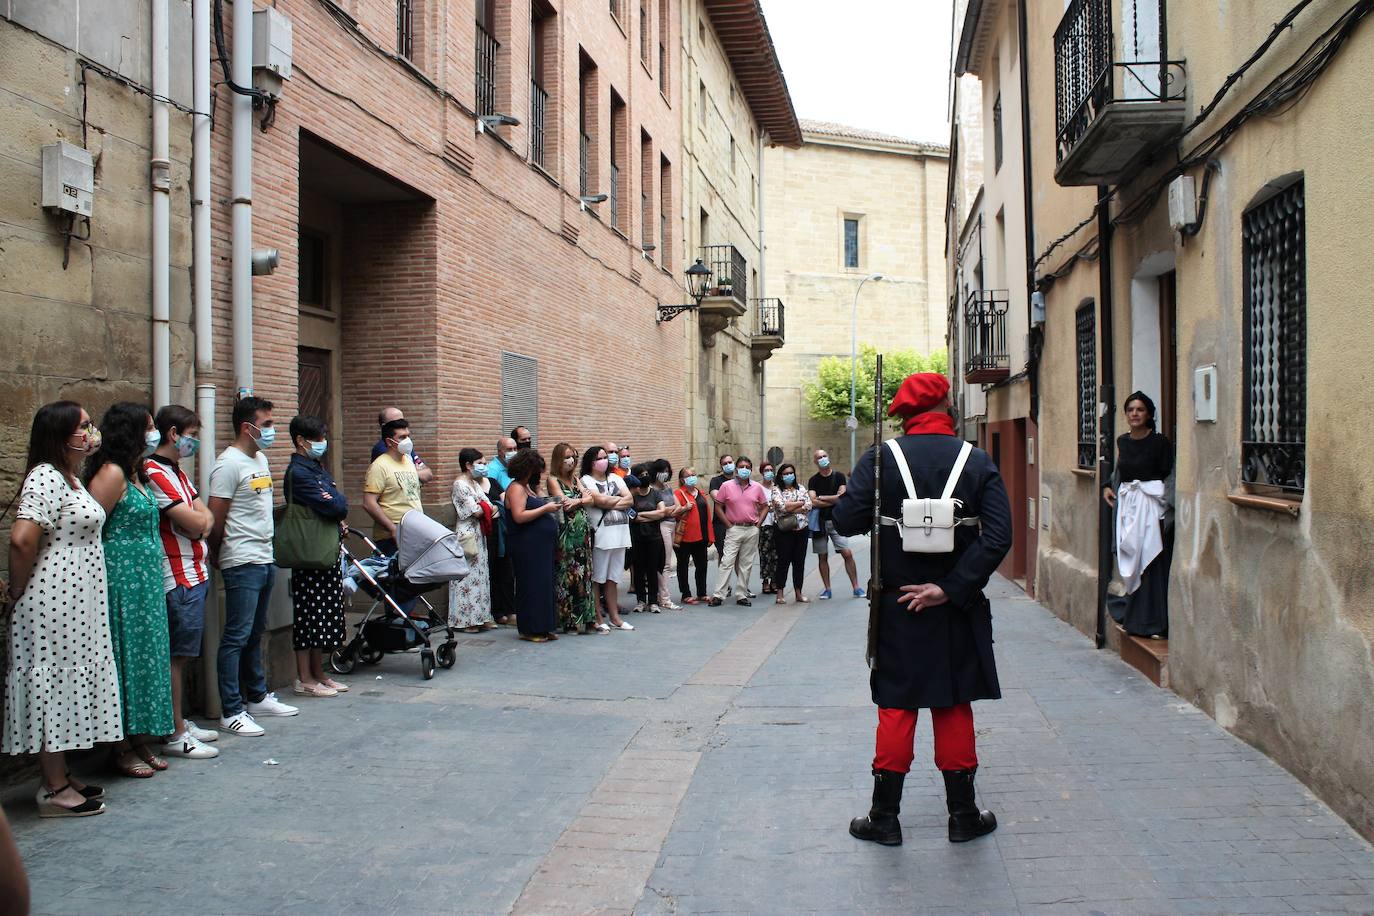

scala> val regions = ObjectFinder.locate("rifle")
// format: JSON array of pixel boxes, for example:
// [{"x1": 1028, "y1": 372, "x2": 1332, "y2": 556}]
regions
[{"x1": 866, "y1": 353, "x2": 883, "y2": 670}]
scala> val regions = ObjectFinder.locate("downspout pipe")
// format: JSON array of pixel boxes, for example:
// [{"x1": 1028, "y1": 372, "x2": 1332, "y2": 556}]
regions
[
  {"x1": 757, "y1": 131, "x2": 767, "y2": 459},
  {"x1": 1016, "y1": 0, "x2": 1038, "y2": 424},
  {"x1": 1094, "y1": 185, "x2": 1116, "y2": 650},
  {"x1": 193, "y1": 0, "x2": 215, "y2": 493},
  {"x1": 151, "y1": 0, "x2": 171, "y2": 409},
  {"x1": 231, "y1": 0, "x2": 254, "y2": 397}
]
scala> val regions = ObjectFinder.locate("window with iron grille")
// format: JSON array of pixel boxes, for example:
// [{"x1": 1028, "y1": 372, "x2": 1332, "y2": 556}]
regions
[
  {"x1": 501, "y1": 352, "x2": 539, "y2": 446},
  {"x1": 640, "y1": 1, "x2": 650, "y2": 64},
  {"x1": 1076, "y1": 303, "x2": 1096, "y2": 469},
  {"x1": 843, "y1": 218, "x2": 860, "y2": 269},
  {"x1": 475, "y1": 7, "x2": 499, "y2": 117},
  {"x1": 992, "y1": 93, "x2": 1003, "y2": 173},
  {"x1": 1242, "y1": 178, "x2": 1306, "y2": 494},
  {"x1": 397, "y1": 0, "x2": 414, "y2": 60}
]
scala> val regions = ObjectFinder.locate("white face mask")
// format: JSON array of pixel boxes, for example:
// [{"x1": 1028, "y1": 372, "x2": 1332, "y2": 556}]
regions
[
  {"x1": 396, "y1": 437, "x2": 414, "y2": 457},
  {"x1": 143, "y1": 429, "x2": 162, "y2": 457}
]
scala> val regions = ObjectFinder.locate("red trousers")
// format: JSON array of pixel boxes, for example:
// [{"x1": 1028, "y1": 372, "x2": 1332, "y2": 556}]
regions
[{"x1": 872, "y1": 704, "x2": 978, "y2": 773}]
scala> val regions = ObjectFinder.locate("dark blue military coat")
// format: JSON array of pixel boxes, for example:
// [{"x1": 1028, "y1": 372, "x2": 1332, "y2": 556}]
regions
[{"x1": 832, "y1": 433, "x2": 1012, "y2": 709}]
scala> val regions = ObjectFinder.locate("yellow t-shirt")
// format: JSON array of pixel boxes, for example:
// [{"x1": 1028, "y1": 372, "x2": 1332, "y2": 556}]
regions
[{"x1": 364, "y1": 452, "x2": 422, "y2": 535}]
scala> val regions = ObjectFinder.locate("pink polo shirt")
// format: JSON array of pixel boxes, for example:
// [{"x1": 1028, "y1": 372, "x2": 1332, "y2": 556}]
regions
[{"x1": 715, "y1": 478, "x2": 768, "y2": 525}]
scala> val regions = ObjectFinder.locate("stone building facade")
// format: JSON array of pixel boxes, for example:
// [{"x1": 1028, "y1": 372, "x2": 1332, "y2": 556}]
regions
[
  {"x1": 949, "y1": 0, "x2": 1374, "y2": 839},
  {"x1": 762, "y1": 122, "x2": 948, "y2": 474}
]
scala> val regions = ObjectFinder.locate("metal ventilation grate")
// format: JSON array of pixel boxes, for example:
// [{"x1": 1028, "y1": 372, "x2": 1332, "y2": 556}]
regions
[{"x1": 501, "y1": 352, "x2": 539, "y2": 447}]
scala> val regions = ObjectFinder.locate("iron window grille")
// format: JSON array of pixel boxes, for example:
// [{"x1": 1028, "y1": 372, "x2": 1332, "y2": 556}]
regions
[
  {"x1": 397, "y1": 0, "x2": 414, "y2": 60},
  {"x1": 529, "y1": 80, "x2": 548, "y2": 167},
  {"x1": 843, "y1": 218, "x2": 859, "y2": 269},
  {"x1": 993, "y1": 93, "x2": 1003, "y2": 173},
  {"x1": 1242, "y1": 179, "x2": 1306, "y2": 494},
  {"x1": 579, "y1": 131, "x2": 590, "y2": 197},
  {"x1": 1076, "y1": 303, "x2": 1097, "y2": 469},
  {"x1": 609, "y1": 163, "x2": 620, "y2": 230},
  {"x1": 475, "y1": 21, "x2": 499, "y2": 117}
]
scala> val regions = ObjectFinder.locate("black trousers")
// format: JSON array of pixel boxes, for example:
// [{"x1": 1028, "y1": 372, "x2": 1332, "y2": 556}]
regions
[
  {"x1": 675, "y1": 539, "x2": 709, "y2": 598},
  {"x1": 488, "y1": 538, "x2": 516, "y2": 620},
  {"x1": 774, "y1": 527, "x2": 809, "y2": 591},
  {"x1": 630, "y1": 526, "x2": 666, "y2": 604}
]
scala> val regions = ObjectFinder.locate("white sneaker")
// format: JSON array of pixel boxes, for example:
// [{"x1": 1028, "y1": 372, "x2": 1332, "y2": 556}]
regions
[
  {"x1": 246, "y1": 693, "x2": 299, "y2": 717},
  {"x1": 649, "y1": 604, "x2": 662, "y2": 614},
  {"x1": 631, "y1": 602, "x2": 646, "y2": 613},
  {"x1": 613, "y1": 621, "x2": 635, "y2": 631},
  {"x1": 219, "y1": 711, "x2": 265, "y2": 737},
  {"x1": 184, "y1": 719, "x2": 218, "y2": 743},
  {"x1": 162, "y1": 731, "x2": 219, "y2": 758},
  {"x1": 659, "y1": 599, "x2": 681, "y2": 611}
]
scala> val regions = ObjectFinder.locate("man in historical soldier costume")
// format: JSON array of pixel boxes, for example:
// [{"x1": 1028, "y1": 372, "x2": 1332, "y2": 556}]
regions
[{"x1": 832, "y1": 371, "x2": 1012, "y2": 845}]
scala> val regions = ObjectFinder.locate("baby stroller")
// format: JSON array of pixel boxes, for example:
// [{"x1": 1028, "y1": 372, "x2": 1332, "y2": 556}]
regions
[{"x1": 331, "y1": 510, "x2": 468, "y2": 680}]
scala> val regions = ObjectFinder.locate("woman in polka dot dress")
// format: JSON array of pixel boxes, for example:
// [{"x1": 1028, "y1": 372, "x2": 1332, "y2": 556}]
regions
[
  {"x1": 3, "y1": 402, "x2": 123, "y2": 817},
  {"x1": 86, "y1": 402, "x2": 176, "y2": 778}
]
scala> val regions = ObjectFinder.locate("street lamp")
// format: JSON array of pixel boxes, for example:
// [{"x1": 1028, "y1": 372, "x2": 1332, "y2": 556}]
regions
[
  {"x1": 657, "y1": 259, "x2": 713, "y2": 322},
  {"x1": 849, "y1": 273, "x2": 884, "y2": 469}
]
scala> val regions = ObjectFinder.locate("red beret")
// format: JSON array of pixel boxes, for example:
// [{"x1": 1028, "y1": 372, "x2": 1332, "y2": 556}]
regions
[{"x1": 888, "y1": 372, "x2": 950, "y2": 418}]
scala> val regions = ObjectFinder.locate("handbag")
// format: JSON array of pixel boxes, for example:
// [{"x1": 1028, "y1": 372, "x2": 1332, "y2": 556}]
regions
[
  {"x1": 776, "y1": 512, "x2": 802, "y2": 533},
  {"x1": 273, "y1": 468, "x2": 340, "y2": 570},
  {"x1": 882, "y1": 439, "x2": 977, "y2": 554}
]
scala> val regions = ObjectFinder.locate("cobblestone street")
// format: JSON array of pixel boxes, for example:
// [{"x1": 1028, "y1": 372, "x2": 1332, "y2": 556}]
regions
[{"x1": 8, "y1": 546, "x2": 1374, "y2": 914}]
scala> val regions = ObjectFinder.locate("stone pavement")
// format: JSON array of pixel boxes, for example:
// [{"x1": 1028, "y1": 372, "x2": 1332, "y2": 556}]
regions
[{"x1": 8, "y1": 542, "x2": 1374, "y2": 915}]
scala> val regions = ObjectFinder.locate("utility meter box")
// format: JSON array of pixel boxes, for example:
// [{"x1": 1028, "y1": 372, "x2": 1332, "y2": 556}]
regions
[
  {"x1": 41, "y1": 141, "x2": 94, "y2": 218},
  {"x1": 1168, "y1": 175, "x2": 1197, "y2": 231},
  {"x1": 252, "y1": 7, "x2": 293, "y2": 98}
]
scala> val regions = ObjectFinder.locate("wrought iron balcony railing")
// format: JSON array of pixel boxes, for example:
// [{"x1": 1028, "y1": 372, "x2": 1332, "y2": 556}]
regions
[
  {"x1": 700, "y1": 244, "x2": 747, "y2": 304},
  {"x1": 529, "y1": 80, "x2": 548, "y2": 167},
  {"x1": 964, "y1": 289, "x2": 1010, "y2": 384},
  {"x1": 475, "y1": 22, "x2": 499, "y2": 118},
  {"x1": 753, "y1": 298, "x2": 784, "y2": 339},
  {"x1": 1053, "y1": 0, "x2": 1186, "y2": 185}
]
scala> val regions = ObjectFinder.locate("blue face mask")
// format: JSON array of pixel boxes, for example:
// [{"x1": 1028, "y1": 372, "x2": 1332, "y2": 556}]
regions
[
  {"x1": 309, "y1": 440, "x2": 328, "y2": 459},
  {"x1": 722, "y1": 462, "x2": 736, "y2": 475},
  {"x1": 251, "y1": 423, "x2": 276, "y2": 450},
  {"x1": 818, "y1": 457, "x2": 831, "y2": 469},
  {"x1": 763, "y1": 471, "x2": 775, "y2": 482},
  {"x1": 472, "y1": 463, "x2": 488, "y2": 479},
  {"x1": 175, "y1": 434, "x2": 199, "y2": 459},
  {"x1": 619, "y1": 456, "x2": 632, "y2": 470},
  {"x1": 782, "y1": 473, "x2": 796, "y2": 485},
  {"x1": 737, "y1": 467, "x2": 752, "y2": 481},
  {"x1": 143, "y1": 429, "x2": 162, "y2": 457},
  {"x1": 684, "y1": 475, "x2": 698, "y2": 488}
]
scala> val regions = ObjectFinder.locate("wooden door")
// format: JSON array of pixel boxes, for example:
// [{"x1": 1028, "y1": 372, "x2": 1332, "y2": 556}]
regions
[{"x1": 1158, "y1": 272, "x2": 1177, "y2": 441}]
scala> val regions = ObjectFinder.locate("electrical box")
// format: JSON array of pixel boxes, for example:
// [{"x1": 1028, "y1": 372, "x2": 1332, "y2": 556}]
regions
[
  {"x1": 1041, "y1": 493, "x2": 1050, "y2": 531},
  {"x1": 252, "y1": 7, "x2": 293, "y2": 99},
  {"x1": 41, "y1": 141, "x2": 94, "y2": 217},
  {"x1": 1194, "y1": 365, "x2": 1218, "y2": 422},
  {"x1": 1030, "y1": 290, "x2": 1046, "y2": 327},
  {"x1": 1168, "y1": 175, "x2": 1197, "y2": 231}
]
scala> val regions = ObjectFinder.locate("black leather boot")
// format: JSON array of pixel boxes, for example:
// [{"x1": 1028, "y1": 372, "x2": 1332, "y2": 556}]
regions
[
  {"x1": 943, "y1": 767, "x2": 997, "y2": 843},
  {"x1": 849, "y1": 768, "x2": 904, "y2": 846}
]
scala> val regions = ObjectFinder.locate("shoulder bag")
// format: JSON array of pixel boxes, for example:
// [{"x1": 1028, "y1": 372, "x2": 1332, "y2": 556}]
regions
[
  {"x1": 881, "y1": 439, "x2": 978, "y2": 554},
  {"x1": 273, "y1": 468, "x2": 341, "y2": 570}
]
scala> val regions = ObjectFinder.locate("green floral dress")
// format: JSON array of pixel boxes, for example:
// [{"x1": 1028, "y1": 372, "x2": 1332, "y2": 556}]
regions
[
  {"x1": 104, "y1": 482, "x2": 174, "y2": 737},
  {"x1": 554, "y1": 480, "x2": 596, "y2": 631}
]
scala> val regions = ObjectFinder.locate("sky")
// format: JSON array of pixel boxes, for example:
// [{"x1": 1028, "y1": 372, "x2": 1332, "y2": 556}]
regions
[{"x1": 758, "y1": 0, "x2": 957, "y2": 145}]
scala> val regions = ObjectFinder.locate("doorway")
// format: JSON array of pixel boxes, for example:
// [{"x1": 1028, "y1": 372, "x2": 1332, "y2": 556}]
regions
[{"x1": 1158, "y1": 272, "x2": 1177, "y2": 440}]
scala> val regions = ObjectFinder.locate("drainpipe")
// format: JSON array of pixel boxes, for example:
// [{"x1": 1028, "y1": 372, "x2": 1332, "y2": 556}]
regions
[
  {"x1": 757, "y1": 131, "x2": 767, "y2": 459},
  {"x1": 231, "y1": 0, "x2": 254, "y2": 397},
  {"x1": 1094, "y1": 185, "x2": 1116, "y2": 649},
  {"x1": 1016, "y1": 0, "x2": 1038, "y2": 424},
  {"x1": 151, "y1": 0, "x2": 171, "y2": 409},
  {"x1": 193, "y1": 0, "x2": 215, "y2": 492}
]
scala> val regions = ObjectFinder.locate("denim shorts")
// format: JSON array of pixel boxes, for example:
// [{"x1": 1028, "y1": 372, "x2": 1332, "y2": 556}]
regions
[{"x1": 166, "y1": 580, "x2": 210, "y2": 658}]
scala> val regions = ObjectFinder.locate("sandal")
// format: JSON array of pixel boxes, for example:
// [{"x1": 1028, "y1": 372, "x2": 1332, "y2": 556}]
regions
[
  {"x1": 67, "y1": 772, "x2": 104, "y2": 800},
  {"x1": 113, "y1": 750, "x2": 155, "y2": 779},
  {"x1": 795, "y1": 595, "x2": 811, "y2": 604},
  {"x1": 37, "y1": 783, "x2": 105, "y2": 818},
  {"x1": 775, "y1": 596, "x2": 787, "y2": 605},
  {"x1": 135, "y1": 745, "x2": 169, "y2": 771}
]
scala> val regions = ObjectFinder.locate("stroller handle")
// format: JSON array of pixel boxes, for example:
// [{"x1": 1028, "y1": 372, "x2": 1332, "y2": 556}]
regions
[{"x1": 346, "y1": 528, "x2": 385, "y2": 556}]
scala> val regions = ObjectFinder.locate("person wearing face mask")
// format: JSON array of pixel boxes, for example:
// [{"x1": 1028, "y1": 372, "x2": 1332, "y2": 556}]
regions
[
  {"x1": 488, "y1": 436, "x2": 518, "y2": 491},
  {"x1": 627, "y1": 464, "x2": 671, "y2": 613},
  {"x1": 86, "y1": 402, "x2": 177, "y2": 777},
  {"x1": 209, "y1": 396, "x2": 298, "y2": 737},
  {"x1": 708, "y1": 457, "x2": 769, "y2": 607},
  {"x1": 580, "y1": 446, "x2": 634, "y2": 632},
  {"x1": 768, "y1": 463, "x2": 814, "y2": 605},
  {"x1": 672, "y1": 468, "x2": 714, "y2": 604},
  {"x1": 474, "y1": 447, "x2": 516, "y2": 627},
  {"x1": 370, "y1": 407, "x2": 434, "y2": 487},
  {"x1": 757, "y1": 462, "x2": 780, "y2": 596},
  {"x1": 362, "y1": 418, "x2": 424, "y2": 553},
  {"x1": 449, "y1": 448, "x2": 496, "y2": 633},
  {"x1": 284, "y1": 416, "x2": 350, "y2": 698},
  {"x1": 614, "y1": 447, "x2": 632, "y2": 478},
  {"x1": 511, "y1": 426, "x2": 534, "y2": 450},
  {"x1": 548, "y1": 443, "x2": 595, "y2": 633},
  {"x1": 649, "y1": 458, "x2": 685, "y2": 611},
  {"x1": 708, "y1": 454, "x2": 736, "y2": 565},
  {"x1": 145, "y1": 405, "x2": 220, "y2": 758},
  {"x1": 3, "y1": 401, "x2": 123, "y2": 815},
  {"x1": 809, "y1": 448, "x2": 864, "y2": 600}
]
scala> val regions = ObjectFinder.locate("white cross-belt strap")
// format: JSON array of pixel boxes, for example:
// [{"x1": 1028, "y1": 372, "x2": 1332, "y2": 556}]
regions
[{"x1": 882, "y1": 439, "x2": 973, "y2": 501}]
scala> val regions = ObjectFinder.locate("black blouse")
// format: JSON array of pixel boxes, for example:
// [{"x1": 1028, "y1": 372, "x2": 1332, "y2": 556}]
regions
[{"x1": 1115, "y1": 431, "x2": 1173, "y2": 483}]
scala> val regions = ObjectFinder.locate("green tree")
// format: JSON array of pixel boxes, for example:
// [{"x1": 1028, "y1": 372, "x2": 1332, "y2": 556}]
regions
[{"x1": 804, "y1": 346, "x2": 948, "y2": 428}]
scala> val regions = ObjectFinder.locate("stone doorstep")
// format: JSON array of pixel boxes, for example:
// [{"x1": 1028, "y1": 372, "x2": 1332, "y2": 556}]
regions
[{"x1": 1119, "y1": 630, "x2": 1170, "y2": 688}]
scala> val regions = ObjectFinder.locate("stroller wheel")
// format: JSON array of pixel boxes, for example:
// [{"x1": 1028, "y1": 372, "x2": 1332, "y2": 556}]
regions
[
  {"x1": 329, "y1": 645, "x2": 357, "y2": 675},
  {"x1": 436, "y1": 641, "x2": 457, "y2": 669},
  {"x1": 420, "y1": 648, "x2": 436, "y2": 680},
  {"x1": 360, "y1": 644, "x2": 385, "y2": 665}
]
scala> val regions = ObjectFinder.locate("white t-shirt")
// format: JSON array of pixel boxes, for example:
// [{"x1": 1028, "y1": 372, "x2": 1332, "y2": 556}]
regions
[
  {"x1": 582, "y1": 474, "x2": 631, "y2": 550},
  {"x1": 209, "y1": 446, "x2": 275, "y2": 569}
]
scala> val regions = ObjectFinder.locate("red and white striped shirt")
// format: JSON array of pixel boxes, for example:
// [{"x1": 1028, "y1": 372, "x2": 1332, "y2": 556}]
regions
[{"x1": 144, "y1": 455, "x2": 210, "y2": 593}]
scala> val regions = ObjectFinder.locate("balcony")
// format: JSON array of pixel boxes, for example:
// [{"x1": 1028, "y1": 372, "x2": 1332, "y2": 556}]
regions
[
  {"x1": 1054, "y1": 0, "x2": 1186, "y2": 187},
  {"x1": 964, "y1": 290, "x2": 1010, "y2": 385},
  {"x1": 475, "y1": 22, "x2": 499, "y2": 118},
  {"x1": 695, "y1": 244, "x2": 748, "y2": 343},
  {"x1": 750, "y1": 298, "x2": 785, "y2": 362}
]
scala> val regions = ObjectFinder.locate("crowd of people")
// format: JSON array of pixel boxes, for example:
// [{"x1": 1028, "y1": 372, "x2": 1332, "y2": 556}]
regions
[{"x1": 0, "y1": 395, "x2": 866, "y2": 818}]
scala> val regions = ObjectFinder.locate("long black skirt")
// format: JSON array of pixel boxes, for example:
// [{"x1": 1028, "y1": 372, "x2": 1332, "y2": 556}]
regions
[{"x1": 1110, "y1": 529, "x2": 1172, "y2": 638}]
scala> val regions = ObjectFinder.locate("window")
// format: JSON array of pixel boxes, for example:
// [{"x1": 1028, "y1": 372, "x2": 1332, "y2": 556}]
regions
[
  {"x1": 750, "y1": 175, "x2": 756, "y2": 213},
  {"x1": 579, "y1": 52, "x2": 599, "y2": 199},
  {"x1": 640, "y1": 0, "x2": 650, "y2": 64},
  {"x1": 397, "y1": 0, "x2": 414, "y2": 60},
  {"x1": 609, "y1": 0, "x2": 621, "y2": 22},
  {"x1": 1076, "y1": 302, "x2": 1096, "y2": 469},
  {"x1": 529, "y1": 3, "x2": 556, "y2": 168},
  {"x1": 658, "y1": 0, "x2": 669, "y2": 96},
  {"x1": 729, "y1": 136, "x2": 736, "y2": 173},
  {"x1": 1242, "y1": 178, "x2": 1306, "y2": 494},
  {"x1": 699, "y1": 80, "x2": 707, "y2": 125},
  {"x1": 501, "y1": 352, "x2": 539, "y2": 446},
  {"x1": 729, "y1": 82, "x2": 736, "y2": 104},
  {"x1": 699, "y1": 208, "x2": 710, "y2": 247},
  {"x1": 843, "y1": 217, "x2": 860, "y2": 269},
  {"x1": 475, "y1": 1, "x2": 499, "y2": 116},
  {"x1": 641, "y1": 131, "x2": 654, "y2": 251},
  {"x1": 609, "y1": 90, "x2": 627, "y2": 231},
  {"x1": 698, "y1": 19, "x2": 706, "y2": 47},
  {"x1": 993, "y1": 93, "x2": 1003, "y2": 173},
  {"x1": 659, "y1": 155, "x2": 673, "y2": 268},
  {"x1": 298, "y1": 228, "x2": 328, "y2": 309}
]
